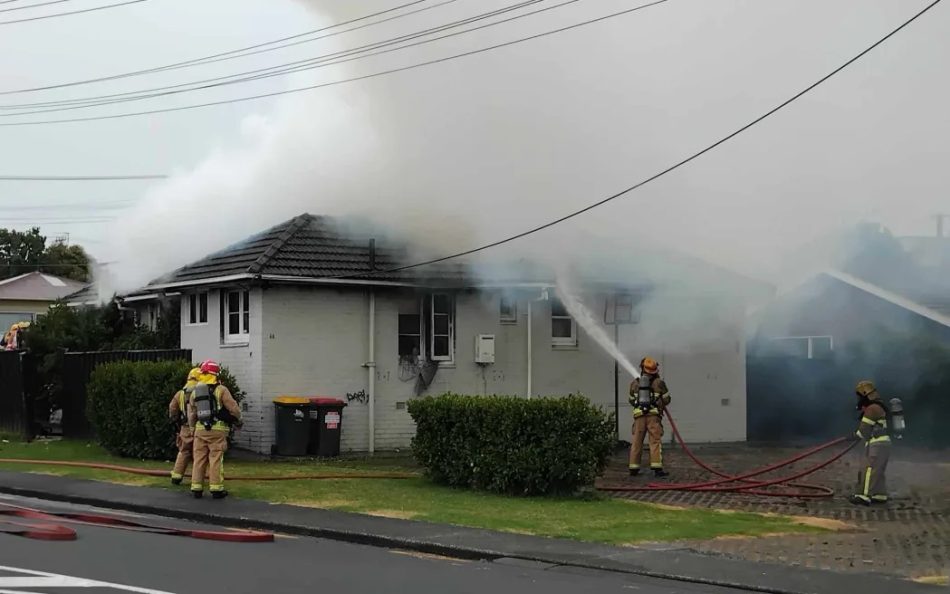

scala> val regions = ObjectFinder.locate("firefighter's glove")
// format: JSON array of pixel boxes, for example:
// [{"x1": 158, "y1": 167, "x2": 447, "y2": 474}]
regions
[{"x1": 844, "y1": 432, "x2": 861, "y2": 443}]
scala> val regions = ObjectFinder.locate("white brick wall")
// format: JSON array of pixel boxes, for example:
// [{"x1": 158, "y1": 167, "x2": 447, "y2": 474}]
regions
[
  {"x1": 180, "y1": 284, "x2": 749, "y2": 453},
  {"x1": 180, "y1": 287, "x2": 264, "y2": 451},
  {"x1": 260, "y1": 286, "x2": 370, "y2": 453}
]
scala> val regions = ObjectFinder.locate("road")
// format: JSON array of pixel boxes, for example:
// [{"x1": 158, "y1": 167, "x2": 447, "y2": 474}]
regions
[{"x1": 0, "y1": 495, "x2": 745, "y2": 594}]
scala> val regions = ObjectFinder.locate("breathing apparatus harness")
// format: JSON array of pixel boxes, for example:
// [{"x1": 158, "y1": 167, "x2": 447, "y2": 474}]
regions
[
  {"x1": 193, "y1": 382, "x2": 219, "y2": 431},
  {"x1": 193, "y1": 380, "x2": 240, "y2": 431}
]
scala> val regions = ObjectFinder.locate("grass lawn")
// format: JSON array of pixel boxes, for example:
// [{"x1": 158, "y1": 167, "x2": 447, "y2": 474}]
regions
[{"x1": 0, "y1": 438, "x2": 823, "y2": 545}]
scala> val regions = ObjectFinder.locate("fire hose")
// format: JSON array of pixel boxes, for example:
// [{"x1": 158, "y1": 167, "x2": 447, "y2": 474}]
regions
[
  {"x1": 596, "y1": 408, "x2": 858, "y2": 498},
  {"x1": 0, "y1": 501, "x2": 274, "y2": 542},
  {"x1": 0, "y1": 459, "x2": 416, "y2": 481}
]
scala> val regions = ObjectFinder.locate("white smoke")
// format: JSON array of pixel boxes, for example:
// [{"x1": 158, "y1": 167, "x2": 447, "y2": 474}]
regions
[{"x1": 106, "y1": 0, "x2": 949, "y2": 302}]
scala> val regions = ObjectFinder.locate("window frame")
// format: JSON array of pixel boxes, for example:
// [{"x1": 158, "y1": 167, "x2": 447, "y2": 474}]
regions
[
  {"x1": 222, "y1": 289, "x2": 250, "y2": 344},
  {"x1": 397, "y1": 302, "x2": 425, "y2": 362},
  {"x1": 769, "y1": 335, "x2": 834, "y2": 359},
  {"x1": 499, "y1": 295, "x2": 518, "y2": 324},
  {"x1": 550, "y1": 298, "x2": 577, "y2": 347},
  {"x1": 429, "y1": 293, "x2": 454, "y2": 362},
  {"x1": 187, "y1": 292, "x2": 209, "y2": 326}
]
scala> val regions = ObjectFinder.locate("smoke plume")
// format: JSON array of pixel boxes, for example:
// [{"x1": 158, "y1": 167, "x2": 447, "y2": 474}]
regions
[{"x1": 106, "y1": 0, "x2": 949, "y2": 304}]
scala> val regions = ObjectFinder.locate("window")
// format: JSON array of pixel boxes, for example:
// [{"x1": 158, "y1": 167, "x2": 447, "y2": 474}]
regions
[
  {"x1": 397, "y1": 294, "x2": 455, "y2": 363},
  {"x1": 187, "y1": 292, "x2": 208, "y2": 325},
  {"x1": 614, "y1": 293, "x2": 634, "y2": 324},
  {"x1": 500, "y1": 296, "x2": 517, "y2": 323},
  {"x1": 223, "y1": 289, "x2": 250, "y2": 343},
  {"x1": 770, "y1": 336, "x2": 833, "y2": 359},
  {"x1": 430, "y1": 294, "x2": 453, "y2": 361},
  {"x1": 398, "y1": 312, "x2": 422, "y2": 362},
  {"x1": 551, "y1": 298, "x2": 577, "y2": 346}
]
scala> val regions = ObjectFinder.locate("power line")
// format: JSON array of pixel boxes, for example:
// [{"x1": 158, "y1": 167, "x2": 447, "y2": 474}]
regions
[
  {"x1": 326, "y1": 0, "x2": 944, "y2": 280},
  {"x1": 0, "y1": 0, "x2": 552, "y2": 115},
  {"x1": 0, "y1": 0, "x2": 73, "y2": 14},
  {"x1": 0, "y1": 0, "x2": 444, "y2": 95},
  {"x1": 0, "y1": 0, "x2": 146, "y2": 25},
  {"x1": 0, "y1": 175, "x2": 166, "y2": 180},
  {"x1": 0, "y1": 200, "x2": 134, "y2": 210},
  {"x1": 0, "y1": 0, "x2": 670, "y2": 126},
  {"x1": 0, "y1": 216, "x2": 115, "y2": 222}
]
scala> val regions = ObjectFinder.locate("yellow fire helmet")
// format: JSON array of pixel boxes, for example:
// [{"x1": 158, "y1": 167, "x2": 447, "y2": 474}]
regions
[{"x1": 855, "y1": 380, "x2": 878, "y2": 399}]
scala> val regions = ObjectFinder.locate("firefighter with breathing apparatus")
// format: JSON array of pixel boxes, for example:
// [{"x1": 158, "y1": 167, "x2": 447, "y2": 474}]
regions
[
  {"x1": 847, "y1": 380, "x2": 904, "y2": 506},
  {"x1": 628, "y1": 356, "x2": 671, "y2": 477},
  {"x1": 168, "y1": 367, "x2": 201, "y2": 485},
  {"x1": 188, "y1": 360, "x2": 242, "y2": 499}
]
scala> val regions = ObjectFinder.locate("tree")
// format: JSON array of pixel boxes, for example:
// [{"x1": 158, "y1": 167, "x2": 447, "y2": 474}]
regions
[
  {"x1": 0, "y1": 227, "x2": 46, "y2": 280},
  {"x1": 41, "y1": 241, "x2": 91, "y2": 283},
  {"x1": 0, "y1": 228, "x2": 92, "y2": 282}
]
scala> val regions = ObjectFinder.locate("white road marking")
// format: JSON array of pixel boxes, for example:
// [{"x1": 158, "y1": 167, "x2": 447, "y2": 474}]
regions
[{"x1": 0, "y1": 566, "x2": 175, "y2": 593}]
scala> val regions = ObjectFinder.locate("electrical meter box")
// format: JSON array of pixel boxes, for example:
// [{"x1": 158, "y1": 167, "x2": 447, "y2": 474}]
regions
[{"x1": 475, "y1": 334, "x2": 495, "y2": 364}]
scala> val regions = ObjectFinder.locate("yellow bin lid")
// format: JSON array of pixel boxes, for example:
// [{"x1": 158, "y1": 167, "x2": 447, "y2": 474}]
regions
[{"x1": 273, "y1": 396, "x2": 312, "y2": 405}]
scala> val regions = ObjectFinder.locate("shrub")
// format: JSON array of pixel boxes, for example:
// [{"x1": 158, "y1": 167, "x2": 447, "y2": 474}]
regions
[
  {"x1": 408, "y1": 393, "x2": 615, "y2": 496},
  {"x1": 87, "y1": 360, "x2": 244, "y2": 459}
]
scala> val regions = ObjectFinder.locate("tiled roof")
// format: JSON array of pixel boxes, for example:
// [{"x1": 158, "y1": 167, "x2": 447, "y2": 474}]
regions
[{"x1": 146, "y1": 214, "x2": 472, "y2": 288}]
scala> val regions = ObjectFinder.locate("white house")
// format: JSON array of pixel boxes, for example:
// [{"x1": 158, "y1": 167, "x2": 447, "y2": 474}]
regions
[{"x1": 120, "y1": 214, "x2": 766, "y2": 454}]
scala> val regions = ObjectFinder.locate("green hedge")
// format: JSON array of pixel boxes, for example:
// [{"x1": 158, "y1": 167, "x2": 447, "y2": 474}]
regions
[
  {"x1": 408, "y1": 393, "x2": 615, "y2": 496},
  {"x1": 87, "y1": 360, "x2": 245, "y2": 459}
]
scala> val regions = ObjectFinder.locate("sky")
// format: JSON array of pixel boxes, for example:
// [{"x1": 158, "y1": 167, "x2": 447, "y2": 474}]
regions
[{"x1": 0, "y1": 0, "x2": 947, "y2": 293}]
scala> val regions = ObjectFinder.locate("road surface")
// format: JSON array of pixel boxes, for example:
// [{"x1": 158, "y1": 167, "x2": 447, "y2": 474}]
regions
[{"x1": 0, "y1": 495, "x2": 745, "y2": 594}]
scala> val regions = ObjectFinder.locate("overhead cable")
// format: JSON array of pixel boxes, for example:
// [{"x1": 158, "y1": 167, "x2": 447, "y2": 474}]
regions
[
  {"x1": 0, "y1": 0, "x2": 447, "y2": 95},
  {"x1": 0, "y1": 0, "x2": 670, "y2": 126},
  {"x1": 0, "y1": 0, "x2": 146, "y2": 25},
  {"x1": 329, "y1": 0, "x2": 944, "y2": 278},
  {"x1": 0, "y1": 0, "x2": 553, "y2": 114}
]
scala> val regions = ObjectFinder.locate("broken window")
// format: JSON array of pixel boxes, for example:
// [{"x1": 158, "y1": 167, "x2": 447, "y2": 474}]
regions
[
  {"x1": 398, "y1": 312, "x2": 422, "y2": 362},
  {"x1": 430, "y1": 293, "x2": 453, "y2": 361},
  {"x1": 551, "y1": 298, "x2": 577, "y2": 346},
  {"x1": 500, "y1": 295, "x2": 517, "y2": 323}
]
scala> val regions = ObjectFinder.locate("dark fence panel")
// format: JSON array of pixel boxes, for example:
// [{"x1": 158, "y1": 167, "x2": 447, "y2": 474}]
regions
[
  {"x1": 62, "y1": 349, "x2": 191, "y2": 439},
  {"x1": 0, "y1": 351, "x2": 35, "y2": 439}
]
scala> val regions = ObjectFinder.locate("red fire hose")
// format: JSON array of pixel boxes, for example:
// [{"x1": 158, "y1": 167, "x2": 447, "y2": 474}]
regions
[
  {"x1": 597, "y1": 409, "x2": 857, "y2": 498},
  {"x1": 0, "y1": 502, "x2": 273, "y2": 542},
  {"x1": 0, "y1": 458, "x2": 416, "y2": 481}
]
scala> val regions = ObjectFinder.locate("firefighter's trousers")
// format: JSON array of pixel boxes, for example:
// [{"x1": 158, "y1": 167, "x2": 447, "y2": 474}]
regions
[
  {"x1": 854, "y1": 440, "x2": 890, "y2": 503},
  {"x1": 191, "y1": 429, "x2": 228, "y2": 493},
  {"x1": 170, "y1": 426, "x2": 194, "y2": 481},
  {"x1": 630, "y1": 414, "x2": 664, "y2": 470}
]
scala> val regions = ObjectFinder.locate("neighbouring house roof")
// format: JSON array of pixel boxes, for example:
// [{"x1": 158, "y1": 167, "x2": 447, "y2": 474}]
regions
[
  {"x1": 123, "y1": 213, "x2": 769, "y2": 298},
  {"x1": 0, "y1": 271, "x2": 87, "y2": 303},
  {"x1": 751, "y1": 268, "x2": 950, "y2": 330},
  {"x1": 822, "y1": 269, "x2": 950, "y2": 328}
]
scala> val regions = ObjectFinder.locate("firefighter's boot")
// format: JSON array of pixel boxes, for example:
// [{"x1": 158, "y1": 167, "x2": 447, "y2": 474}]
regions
[
  {"x1": 212, "y1": 490, "x2": 229, "y2": 500},
  {"x1": 653, "y1": 468, "x2": 669, "y2": 478}
]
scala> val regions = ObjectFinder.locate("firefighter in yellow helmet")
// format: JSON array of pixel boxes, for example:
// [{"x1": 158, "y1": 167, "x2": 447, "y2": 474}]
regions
[
  {"x1": 188, "y1": 360, "x2": 242, "y2": 499},
  {"x1": 628, "y1": 356, "x2": 671, "y2": 477},
  {"x1": 847, "y1": 380, "x2": 891, "y2": 506},
  {"x1": 168, "y1": 367, "x2": 201, "y2": 485}
]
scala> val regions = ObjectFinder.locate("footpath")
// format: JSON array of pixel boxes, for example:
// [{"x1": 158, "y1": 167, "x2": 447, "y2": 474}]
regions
[{"x1": 0, "y1": 470, "x2": 943, "y2": 594}]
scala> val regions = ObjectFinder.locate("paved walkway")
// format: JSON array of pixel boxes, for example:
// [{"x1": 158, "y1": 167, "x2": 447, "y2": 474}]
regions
[{"x1": 600, "y1": 442, "x2": 950, "y2": 581}]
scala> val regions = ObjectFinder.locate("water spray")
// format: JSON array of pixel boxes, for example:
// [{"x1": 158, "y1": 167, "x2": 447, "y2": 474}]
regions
[{"x1": 554, "y1": 273, "x2": 641, "y2": 379}]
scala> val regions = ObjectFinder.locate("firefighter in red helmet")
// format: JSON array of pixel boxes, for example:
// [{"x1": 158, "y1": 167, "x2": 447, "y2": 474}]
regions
[
  {"x1": 188, "y1": 360, "x2": 242, "y2": 499},
  {"x1": 629, "y1": 356, "x2": 671, "y2": 477}
]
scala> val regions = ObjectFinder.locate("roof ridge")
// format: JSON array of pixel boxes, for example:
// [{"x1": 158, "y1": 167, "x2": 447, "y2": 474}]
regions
[{"x1": 247, "y1": 213, "x2": 313, "y2": 275}]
